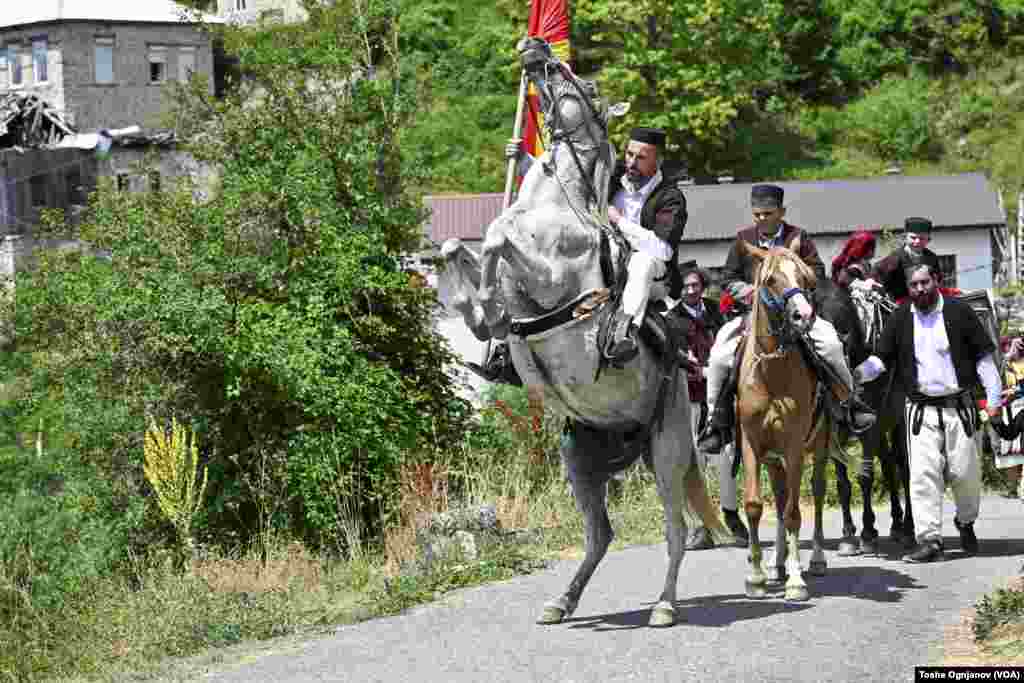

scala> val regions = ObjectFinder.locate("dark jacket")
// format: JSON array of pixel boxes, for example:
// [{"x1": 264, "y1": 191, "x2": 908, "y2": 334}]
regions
[
  {"x1": 871, "y1": 247, "x2": 941, "y2": 301},
  {"x1": 720, "y1": 222, "x2": 826, "y2": 296},
  {"x1": 672, "y1": 297, "x2": 725, "y2": 402},
  {"x1": 609, "y1": 162, "x2": 689, "y2": 297},
  {"x1": 875, "y1": 295, "x2": 995, "y2": 396}
]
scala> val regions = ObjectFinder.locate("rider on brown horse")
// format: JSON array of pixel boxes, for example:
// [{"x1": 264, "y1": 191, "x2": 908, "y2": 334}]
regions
[{"x1": 697, "y1": 184, "x2": 877, "y2": 455}]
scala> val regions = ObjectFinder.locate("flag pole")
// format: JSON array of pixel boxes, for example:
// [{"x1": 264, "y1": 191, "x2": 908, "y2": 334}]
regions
[
  {"x1": 484, "y1": 69, "x2": 529, "y2": 370},
  {"x1": 502, "y1": 70, "x2": 529, "y2": 210}
]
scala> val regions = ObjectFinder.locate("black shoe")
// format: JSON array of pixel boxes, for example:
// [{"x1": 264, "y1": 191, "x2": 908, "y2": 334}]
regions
[
  {"x1": 955, "y1": 518, "x2": 979, "y2": 556},
  {"x1": 685, "y1": 526, "x2": 715, "y2": 551},
  {"x1": 842, "y1": 395, "x2": 876, "y2": 435},
  {"x1": 465, "y1": 343, "x2": 523, "y2": 385},
  {"x1": 606, "y1": 312, "x2": 638, "y2": 365},
  {"x1": 903, "y1": 539, "x2": 944, "y2": 563},
  {"x1": 723, "y1": 508, "x2": 749, "y2": 547}
]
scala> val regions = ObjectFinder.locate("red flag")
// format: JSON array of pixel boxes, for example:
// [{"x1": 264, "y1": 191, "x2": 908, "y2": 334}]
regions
[{"x1": 521, "y1": 0, "x2": 571, "y2": 164}]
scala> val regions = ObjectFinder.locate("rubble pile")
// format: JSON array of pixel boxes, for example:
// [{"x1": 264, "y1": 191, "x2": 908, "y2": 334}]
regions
[{"x1": 0, "y1": 94, "x2": 74, "y2": 148}]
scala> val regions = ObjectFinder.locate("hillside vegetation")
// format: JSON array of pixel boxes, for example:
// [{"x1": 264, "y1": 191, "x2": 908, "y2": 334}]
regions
[{"x1": 408, "y1": 0, "x2": 1024, "y2": 200}]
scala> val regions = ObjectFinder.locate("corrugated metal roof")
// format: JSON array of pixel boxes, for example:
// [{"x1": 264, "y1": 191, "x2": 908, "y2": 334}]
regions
[
  {"x1": 425, "y1": 193, "x2": 504, "y2": 243},
  {"x1": 682, "y1": 172, "x2": 1004, "y2": 242},
  {"x1": 425, "y1": 173, "x2": 1005, "y2": 244},
  {"x1": 0, "y1": 1, "x2": 221, "y2": 29}
]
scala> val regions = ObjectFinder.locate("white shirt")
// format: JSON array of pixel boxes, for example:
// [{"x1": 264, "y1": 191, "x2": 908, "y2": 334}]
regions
[
  {"x1": 912, "y1": 294, "x2": 960, "y2": 396},
  {"x1": 611, "y1": 170, "x2": 673, "y2": 261}
]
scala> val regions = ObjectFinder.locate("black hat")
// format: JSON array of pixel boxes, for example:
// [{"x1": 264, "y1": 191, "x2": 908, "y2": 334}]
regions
[
  {"x1": 629, "y1": 127, "x2": 666, "y2": 147},
  {"x1": 904, "y1": 217, "x2": 933, "y2": 235},
  {"x1": 751, "y1": 184, "x2": 784, "y2": 209}
]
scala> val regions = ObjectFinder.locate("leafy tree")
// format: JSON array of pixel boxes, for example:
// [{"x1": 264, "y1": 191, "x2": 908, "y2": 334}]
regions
[{"x1": 6, "y1": 0, "x2": 470, "y2": 550}]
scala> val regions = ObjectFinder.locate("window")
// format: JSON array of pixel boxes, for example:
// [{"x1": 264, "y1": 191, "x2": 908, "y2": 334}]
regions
[
  {"x1": 148, "y1": 45, "x2": 167, "y2": 84},
  {"x1": 937, "y1": 254, "x2": 957, "y2": 288},
  {"x1": 95, "y1": 37, "x2": 114, "y2": 83},
  {"x1": 0, "y1": 52, "x2": 8, "y2": 89},
  {"x1": 8, "y1": 45, "x2": 22, "y2": 86},
  {"x1": 116, "y1": 173, "x2": 130, "y2": 192},
  {"x1": 178, "y1": 46, "x2": 195, "y2": 83},
  {"x1": 32, "y1": 38, "x2": 47, "y2": 83},
  {"x1": 29, "y1": 174, "x2": 47, "y2": 208},
  {"x1": 66, "y1": 166, "x2": 84, "y2": 204}
]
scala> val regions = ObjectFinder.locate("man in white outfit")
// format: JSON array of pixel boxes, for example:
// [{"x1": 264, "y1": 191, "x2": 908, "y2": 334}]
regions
[
  {"x1": 856, "y1": 261, "x2": 1003, "y2": 562},
  {"x1": 603, "y1": 127, "x2": 689, "y2": 364}
]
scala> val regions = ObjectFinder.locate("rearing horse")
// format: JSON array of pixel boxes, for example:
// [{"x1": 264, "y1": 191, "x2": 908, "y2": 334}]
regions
[
  {"x1": 442, "y1": 38, "x2": 727, "y2": 627},
  {"x1": 736, "y1": 241, "x2": 836, "y2": 602}
]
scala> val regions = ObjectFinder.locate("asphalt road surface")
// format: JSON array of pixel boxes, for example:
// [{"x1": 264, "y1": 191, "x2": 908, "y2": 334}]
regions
[{"x1": 190, "y1": 495, "x2": 1024, "y2": 683}]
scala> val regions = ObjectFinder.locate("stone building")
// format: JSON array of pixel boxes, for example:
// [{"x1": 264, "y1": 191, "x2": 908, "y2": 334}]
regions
[
  {"x1": 0, "y1": 1, "x2": 219, "y2": 132},
  {"x1": 215, "y1": 0, "x2": 307, "y2": 24}
]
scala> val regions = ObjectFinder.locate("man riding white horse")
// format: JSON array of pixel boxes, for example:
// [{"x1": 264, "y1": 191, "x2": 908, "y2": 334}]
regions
[
  {"x1": 697, "y1": 184, "x2": 877, "y2": 455},
  {"x1": 482, "y1": 121, "x2": 688, "y2": 378}
]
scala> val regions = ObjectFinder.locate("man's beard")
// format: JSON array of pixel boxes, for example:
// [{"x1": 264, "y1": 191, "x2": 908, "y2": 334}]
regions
[{"x1": 911, "y1": 290, "x2": 939, "y2": 311}]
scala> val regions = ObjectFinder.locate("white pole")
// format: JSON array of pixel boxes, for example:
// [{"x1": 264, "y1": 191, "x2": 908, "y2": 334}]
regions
[{"x1": 1018, "y1": 191, "x2": 1024, "y2": 286}]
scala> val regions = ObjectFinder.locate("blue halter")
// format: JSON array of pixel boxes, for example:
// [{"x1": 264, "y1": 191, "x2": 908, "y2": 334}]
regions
[{"x1": 759, "y1": 286, "x2": 805, "y2": 315}]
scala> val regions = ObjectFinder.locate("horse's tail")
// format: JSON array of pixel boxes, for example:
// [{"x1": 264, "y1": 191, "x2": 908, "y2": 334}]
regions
[{"x1": 684, "y1": 462, "x2": 732, "y2": 545}]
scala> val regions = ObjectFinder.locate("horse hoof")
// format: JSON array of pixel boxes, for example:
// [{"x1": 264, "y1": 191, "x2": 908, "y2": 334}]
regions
[
  {"x1": 809, "y1": 560, "x2": 827, "y2": 576},
  {"x1": 837, "y1": 540, "x2": 861, "y2": 557},
  {"x1": 649, "y1": 602, "x2": 676, "y2": 628},
  {"x1": 745, "y1": 580, "x2": 767, "y2": 599},
  {"x1": 537, "y1": 605, "x2": 566, "y2": 625},
  {"x1": 785, "y1": 585, "x2": 810, "y2": 602},
  {"x1": 860, "y1": 538, "x2": 879, "y2": 556}
]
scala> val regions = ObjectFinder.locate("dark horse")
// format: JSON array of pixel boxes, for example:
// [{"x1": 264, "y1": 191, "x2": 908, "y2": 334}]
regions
[{"x1": 818, "y1": 284, "x2": 913, "y2": 555}]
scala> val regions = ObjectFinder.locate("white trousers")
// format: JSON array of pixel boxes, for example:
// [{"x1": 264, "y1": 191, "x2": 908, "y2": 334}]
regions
[
  {"x1": 705, "y1": 315, "x2": 853, "y2": 408},
  {"x1": 904, "y1": 400, "x2": 982, "y2": 544},
  {"x1": 691, "y1": 408, "x2": 739, "y2": 511},
  {"x1": 620, "y1": 251, "x2": 668, "y2": 326}
]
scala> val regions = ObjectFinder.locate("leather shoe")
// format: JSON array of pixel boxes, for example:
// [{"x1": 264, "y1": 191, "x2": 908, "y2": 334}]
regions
[
  {"x1": 842, "y1": 396, "x2": 877, "y2": 435},
  {"x1": 685, "y1": 526, "x2": 715, "y2": 551},
  {"x1": 723, "y1": 508, "x2": 749, "y2": 547},
  {"x1": 903, "y1": 539, "x2": 944, "y2": 563},
  {"x1": 955, "y1": 518, "x2": 979, "y2": 556},
  {"x1": 606, "y1": 313, "x2": 639, "y2": 365}
]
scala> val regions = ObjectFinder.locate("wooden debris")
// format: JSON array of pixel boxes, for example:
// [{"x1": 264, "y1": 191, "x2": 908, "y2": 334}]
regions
[{"x1": 0, "y1": 93, "x2": 75, "y2": 149}]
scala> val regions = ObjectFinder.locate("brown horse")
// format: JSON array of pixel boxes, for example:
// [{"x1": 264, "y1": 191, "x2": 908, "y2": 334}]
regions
[{"x1": 736, "y1": 240, "x2": 834, "y2": 602}]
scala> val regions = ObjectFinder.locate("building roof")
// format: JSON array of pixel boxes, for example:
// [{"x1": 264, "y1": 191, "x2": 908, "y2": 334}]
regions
[
  {"x1": 424, "y1": 173, "x2": 1005, "y2": 245},
  {"x1": 0, "y1": 0, "x2": 220, "y2": 29},
  {"x1": 426, "y1": 193, "x2": 506, "y2": 243},
  {"x1": 682, "y1": 173, "x2": 1005, "y2": 242}
]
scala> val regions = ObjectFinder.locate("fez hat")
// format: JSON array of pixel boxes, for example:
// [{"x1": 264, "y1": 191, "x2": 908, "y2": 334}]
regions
[
  {"x1": 904, "y1": 216, "x2": 933, "y2": 235},
  {"x1": 751, "y1": 184, "x2": 784, "y2": 209},
  {"x1": 630, "y1": 127, "x2": 666, "y2": 147}
]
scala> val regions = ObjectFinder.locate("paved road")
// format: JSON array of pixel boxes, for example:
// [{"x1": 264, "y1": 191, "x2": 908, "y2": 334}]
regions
[{"x1": 196, "y1": 495, "x2": 1024, "y2": 683}]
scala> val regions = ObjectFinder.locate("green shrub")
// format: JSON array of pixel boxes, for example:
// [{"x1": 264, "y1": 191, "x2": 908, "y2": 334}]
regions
[
  {"x1": 841, "y1": 75, "x2": 939, "y2": 160},
  {"x1": 974, "y1": 585, "x2": 1024, "y2": 642}
]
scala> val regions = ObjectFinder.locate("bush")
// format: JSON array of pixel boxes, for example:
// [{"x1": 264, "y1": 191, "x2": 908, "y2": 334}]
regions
[
  {"x1": 841, "y1": 75, "x2": 939, "y2": 160},
  {"x1": 974, "y1": 585, "x2": 1024, "y2": 642}
]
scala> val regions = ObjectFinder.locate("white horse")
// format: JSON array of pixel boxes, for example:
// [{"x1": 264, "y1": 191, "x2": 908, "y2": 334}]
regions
[{"x1": 442, "y1": 38, "x2": 727, "y2": 627}]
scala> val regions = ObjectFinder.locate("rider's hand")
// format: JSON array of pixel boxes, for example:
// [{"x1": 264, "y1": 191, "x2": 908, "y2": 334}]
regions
[
  {"x1": 505, "y1": 138, "x2": 523, "y2": 161},
  {"x1": 736, "y1": 284, "x2": 755, "y2": 305},
  {"x1": 986, "y1": 404, "x2": 1002, "y2": 419},
  {"x1": 607, "y1": 205, "x2": 622, "y2": 227},
  {"x1": 863, "y1": 278, "x2": 882, "y2": 290}
]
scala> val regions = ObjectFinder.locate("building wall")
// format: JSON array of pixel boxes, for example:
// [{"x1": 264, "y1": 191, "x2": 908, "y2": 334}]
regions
[
  {"x1": 0, "y1": 21, "x2": 214, "y2": 132},
  {"x1": 0, "y1": 27, "x2": 66, "y2": 115},
  {"x1": 217, "y1": 0, "x2": 308, "y2": 23},
  {"x1": 0, "y1": 147, "x2": 96, "y2": 235}
]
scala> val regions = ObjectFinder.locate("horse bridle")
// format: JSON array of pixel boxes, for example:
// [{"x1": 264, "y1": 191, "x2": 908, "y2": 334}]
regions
[{"x1": 755, "y1": 262, "x2": 811, "y2": 351}]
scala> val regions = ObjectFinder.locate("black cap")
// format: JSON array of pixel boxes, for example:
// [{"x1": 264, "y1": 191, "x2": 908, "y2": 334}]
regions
[
  {"x1": 904, "y1": 217, "x2": 933, "y2": 235},
  {"x1": 629, "y1": 127, "x2": 666, "y2": 147},
  {"x1": 751, "y1": 184, "x2": 784, "y2": 209}
]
